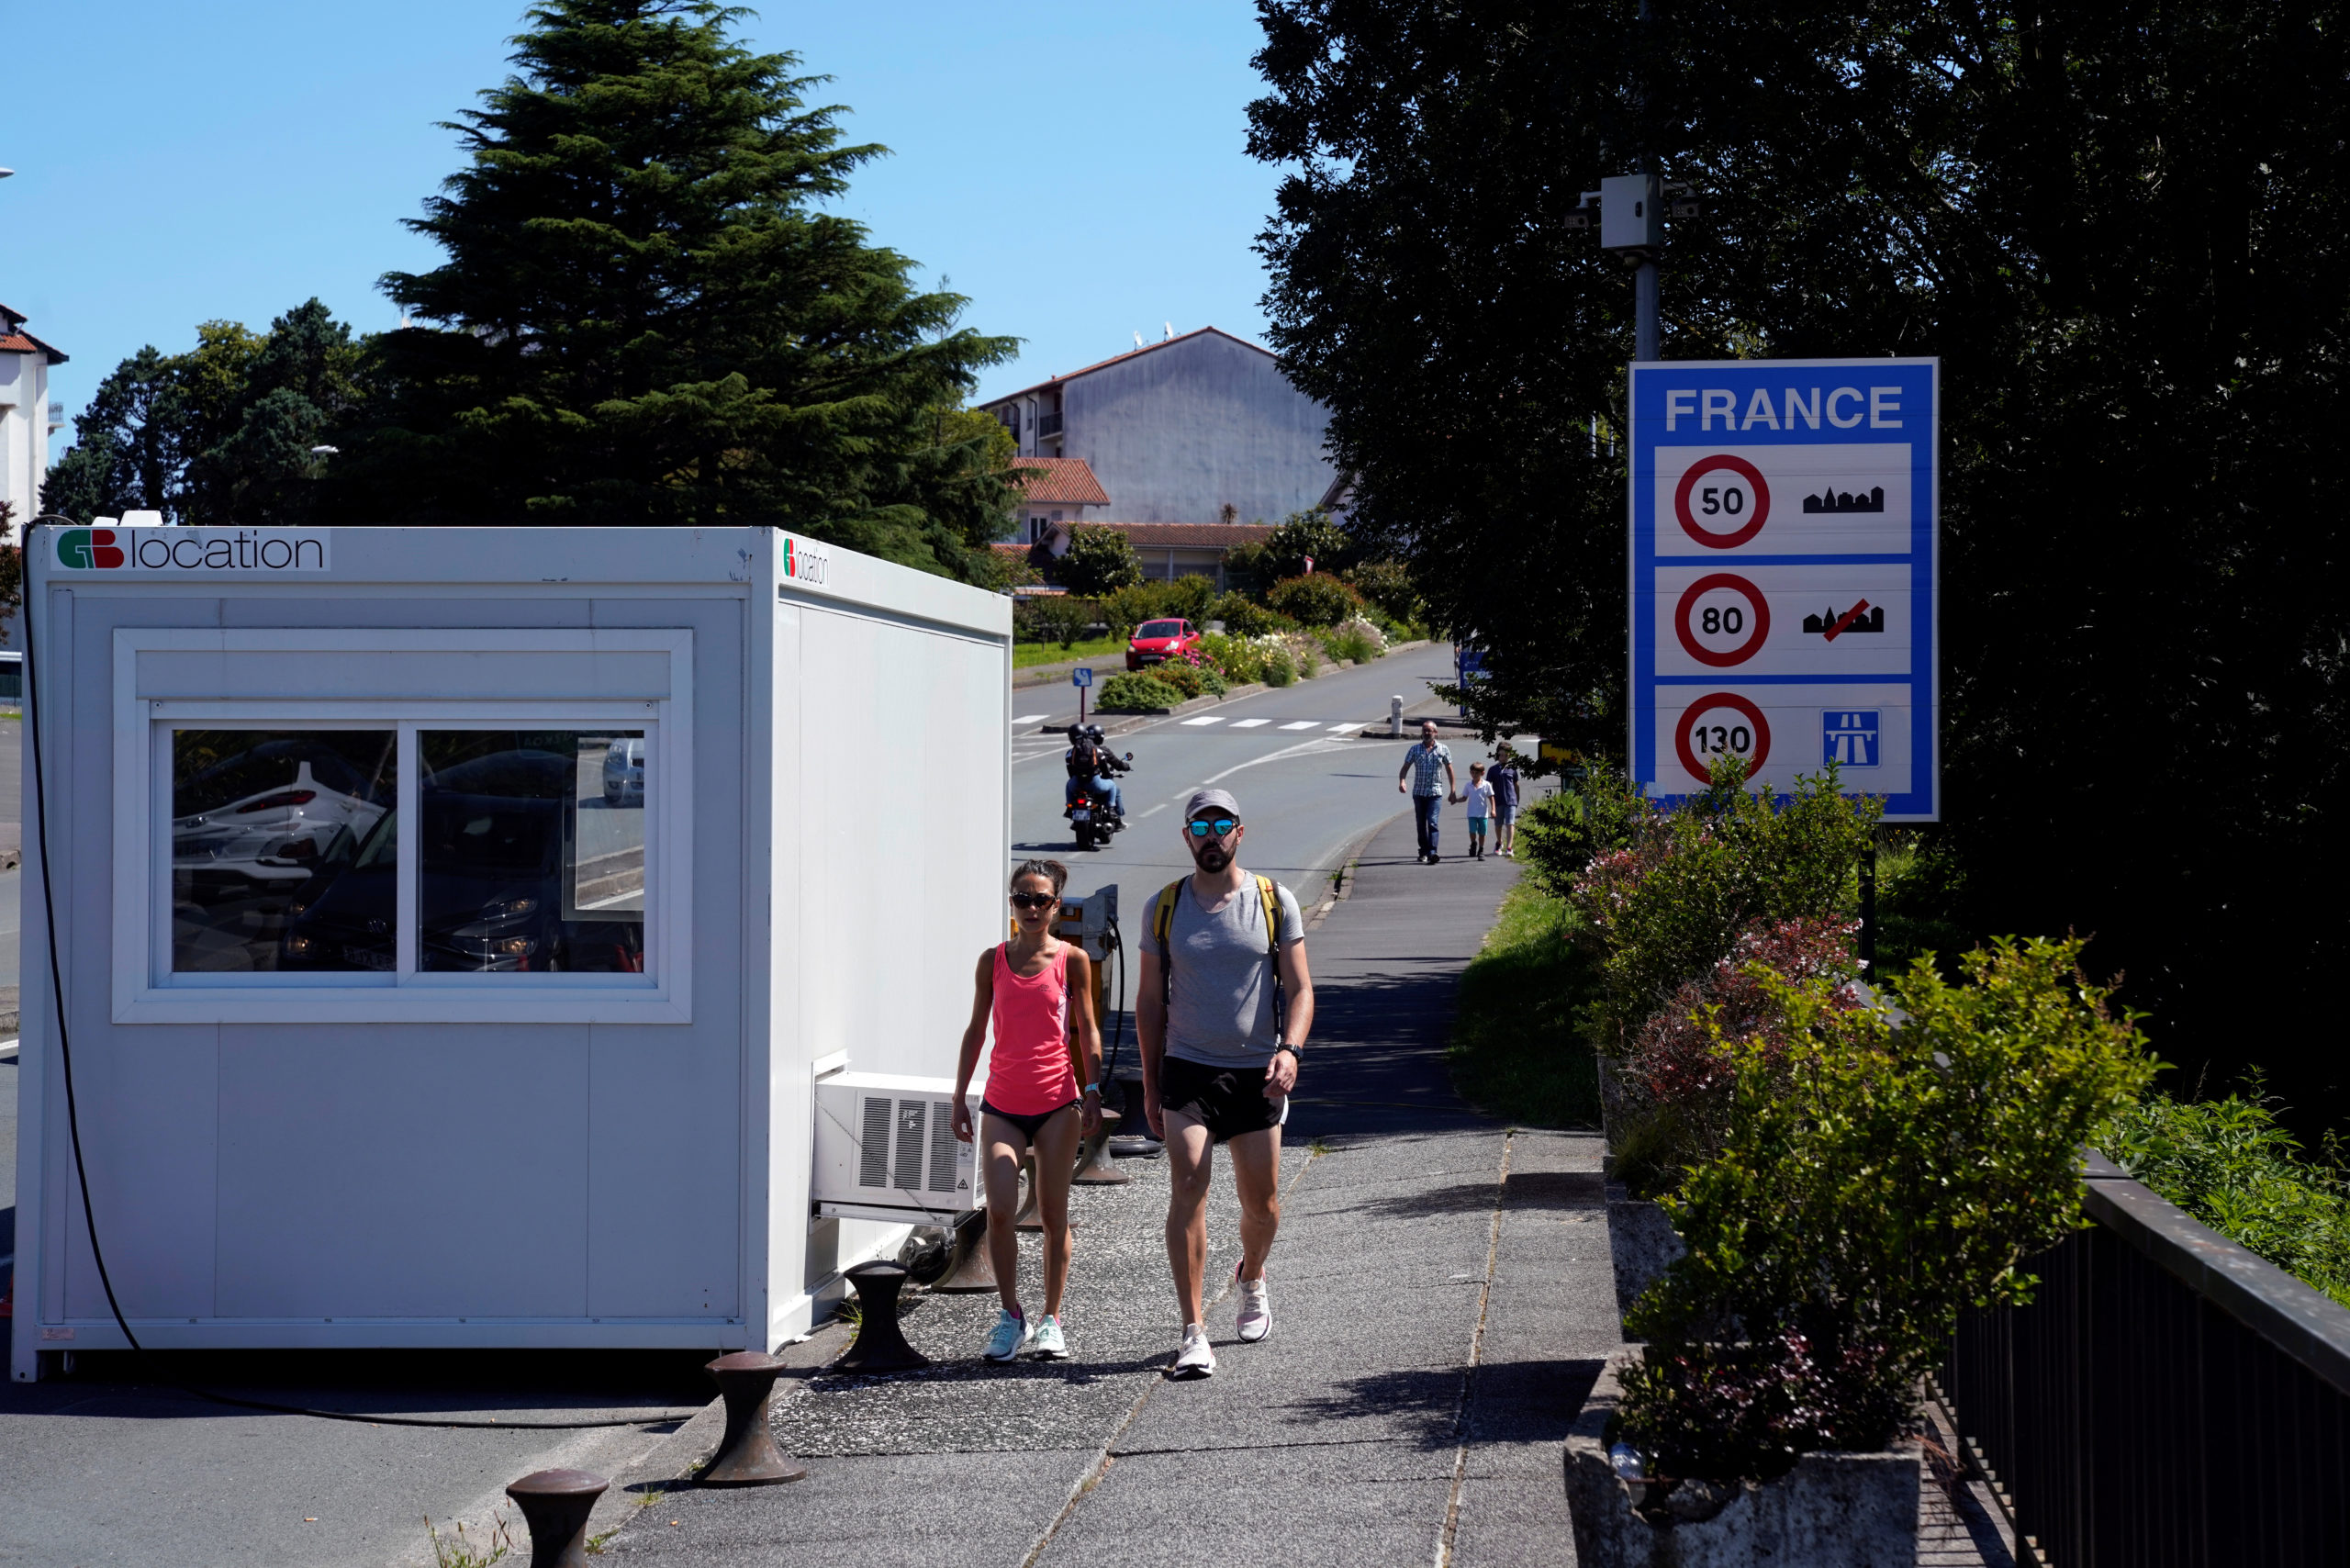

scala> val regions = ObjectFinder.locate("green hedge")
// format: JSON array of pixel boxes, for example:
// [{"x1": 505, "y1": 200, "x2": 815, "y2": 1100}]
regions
[
  {"x1": 2106, "y1": 1085, "x2": 2350, "y2": 1310},
  {"x1": 1094, "y1": 671, "x2": 1183, "y2": 711}
]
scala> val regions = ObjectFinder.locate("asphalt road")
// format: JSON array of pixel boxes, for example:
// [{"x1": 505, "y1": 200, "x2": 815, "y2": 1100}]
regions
[
  {"x1": 1010, "y1": 643, "x2": 1488, "y2": 1031},
  {"x1": 0, "y1": 643, "x2": 1489, "y2": 1568}
]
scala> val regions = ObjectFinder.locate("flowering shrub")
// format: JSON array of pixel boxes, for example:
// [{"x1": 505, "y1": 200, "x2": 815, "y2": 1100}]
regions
[
  {"x1": 1514, "y1": 767, "x2": 1655, "y2": 899},
  {"x1": 1157, "y1": 645, "x2": 1228, "y2": 697},
  {"x1": 1319, "y1": 614, "x2": 1386, "y2": 664},
  {"x1": 1612, "y1": 917, "x2": 1859, "y2": 1195},
  {"x1": 1618, "y1": 935, "x2": 2156, "y2": 1478},
  {"x1": 1616, "y1": 1329, "x2": 1908, "y2": 1485},
  {"x1": 1567, "y1": 756, "x2": 1879, "y2": 1051}
]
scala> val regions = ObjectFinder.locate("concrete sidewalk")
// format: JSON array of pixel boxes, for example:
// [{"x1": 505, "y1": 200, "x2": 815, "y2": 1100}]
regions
[{"x1": 599, "y1": 812, "x2": 1618, "y2": 1566}]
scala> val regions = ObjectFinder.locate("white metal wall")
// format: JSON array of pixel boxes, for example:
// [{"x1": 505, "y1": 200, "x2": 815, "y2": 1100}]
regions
[{"x1": 765, "y1": 585, "x2": 1010, "y2": 1341}]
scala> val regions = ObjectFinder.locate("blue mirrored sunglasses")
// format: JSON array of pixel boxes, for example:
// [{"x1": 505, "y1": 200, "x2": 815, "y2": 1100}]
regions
[{"x1": 1186, "y1": 816, "x2": 1239, "y2": 837}]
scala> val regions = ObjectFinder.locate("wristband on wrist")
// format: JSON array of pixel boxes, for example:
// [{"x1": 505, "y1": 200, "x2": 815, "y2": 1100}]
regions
[{"x1": 1082, "y1": 1081, "x2": 1101, "y2": 1095}]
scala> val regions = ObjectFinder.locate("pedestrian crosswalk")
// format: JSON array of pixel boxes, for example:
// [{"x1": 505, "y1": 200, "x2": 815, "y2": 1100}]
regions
[
  {"x1": 1016, "y1": 713, "x2": 1393, "y2": 740},
  {"x1": 1165, "y1": 716, "x2": 1377, "y2": 734}
]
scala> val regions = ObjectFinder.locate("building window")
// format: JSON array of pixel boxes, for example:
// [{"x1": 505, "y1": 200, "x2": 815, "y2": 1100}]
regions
[
  {"x1": 114, "y1": 628, "x2": 692, "y2": 1025},
  {"x1": 171, "y1": 729, "x2": 397, "y2": 974},
  {"x1": 416, "y1": 731, "x2": 645, "y2": 974}
]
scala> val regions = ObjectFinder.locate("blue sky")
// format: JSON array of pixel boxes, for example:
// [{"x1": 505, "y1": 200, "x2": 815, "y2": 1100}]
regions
[{"x1": 6, "y1": 0, "x2": 1288, "y2": 437}]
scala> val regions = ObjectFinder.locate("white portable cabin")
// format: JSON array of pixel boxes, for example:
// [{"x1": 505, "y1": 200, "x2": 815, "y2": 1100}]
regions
[{"x1": 10, "y1": 524, "x2": 1010, "y2": 1381}]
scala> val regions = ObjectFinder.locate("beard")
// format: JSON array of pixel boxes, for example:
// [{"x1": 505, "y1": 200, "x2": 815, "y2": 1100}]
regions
[{"x1": 1191, "y1": 839, "x2": 1233, "y2": 872}]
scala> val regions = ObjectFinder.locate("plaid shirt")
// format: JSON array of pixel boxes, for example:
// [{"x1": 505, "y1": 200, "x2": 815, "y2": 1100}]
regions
[{"x1": 1405, "y1": 741, "x2": 1452, "y2": 797}]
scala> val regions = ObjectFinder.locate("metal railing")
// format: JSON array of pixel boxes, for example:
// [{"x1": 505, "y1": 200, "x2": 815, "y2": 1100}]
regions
[
  {"x1": 1942, "y1": 1150, "x2": 2350, "y2": 1566},
  {"x1": 1037, "y1": 409, "x2": 1063, "y2": 438}
]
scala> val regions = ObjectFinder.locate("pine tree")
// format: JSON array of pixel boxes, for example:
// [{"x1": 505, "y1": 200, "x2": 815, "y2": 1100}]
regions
[{"x1": 334, "y1": 0, "x2": 1018, "y2": 574}]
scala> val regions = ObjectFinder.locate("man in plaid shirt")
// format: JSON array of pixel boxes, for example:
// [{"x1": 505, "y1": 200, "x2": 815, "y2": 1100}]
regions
[{"x1": 1394, "y1": 718, "x2": 1460, "y2": 864}]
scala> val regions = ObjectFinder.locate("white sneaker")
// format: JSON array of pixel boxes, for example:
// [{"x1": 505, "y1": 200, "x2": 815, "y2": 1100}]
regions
[
  {"x1": 1171, "y1": 1323, "x2": 1216, "y2": 1378},
  {"x1": 982, "y1": 1307, "x2": 1028, "y2": 1362},
  {"x1": 1027, "y1": 1314, "x2": 1069, "y2": 1360},
  {"x1": 1236, "y1": 1275, "x2": 1271, "y2": 1343}
]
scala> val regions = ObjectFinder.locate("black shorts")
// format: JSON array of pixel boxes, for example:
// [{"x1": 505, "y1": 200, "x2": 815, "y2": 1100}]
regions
[
  {"x1": 1158, "y1": 1055, "x2": 1286, "y2": 1144},
  {"x1": 981, "y1": 1098, "x2": 1077, "y2": 1141}
]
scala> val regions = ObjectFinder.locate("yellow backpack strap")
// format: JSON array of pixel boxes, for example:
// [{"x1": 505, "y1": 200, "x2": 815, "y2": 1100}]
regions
[
  {"x1": 1153, "y1": 880, "x2": 1184, "y2": 1006},
  {"x1": 1258, "y1": 875, "x2": 1289, "y2": 1035}
]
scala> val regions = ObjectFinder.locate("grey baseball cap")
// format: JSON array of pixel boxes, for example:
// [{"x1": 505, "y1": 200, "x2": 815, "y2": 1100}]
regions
[{"x1": 1184, "y1": 788, "x2": 1241, "y2": 821}]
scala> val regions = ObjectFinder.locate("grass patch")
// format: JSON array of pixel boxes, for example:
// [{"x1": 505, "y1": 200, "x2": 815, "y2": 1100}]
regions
[
  {"x1": 1448, "y1": 879, "x2": 1603, "y2": 1126},
  {"x1": 1013, "y1": 635, "x2": 1124, "y2": 669}
]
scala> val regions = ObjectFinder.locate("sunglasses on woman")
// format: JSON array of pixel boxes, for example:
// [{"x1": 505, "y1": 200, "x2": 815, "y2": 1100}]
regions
[
  {"x1": 1008, "y1": 892, "x2": 1058, "y2": 911},
  {"x1": 1186, "y1": 816, "x2": 1239, "y2": 837}
]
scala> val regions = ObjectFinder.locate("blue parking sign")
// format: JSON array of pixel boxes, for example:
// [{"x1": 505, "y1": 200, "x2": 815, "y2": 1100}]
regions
[
  {"x1": 1822, "y1": 710, "x2": 1880, "y2": 767},
  {"x1": 1072, "y1": 667, "x2": 1093, "y2": 689}
]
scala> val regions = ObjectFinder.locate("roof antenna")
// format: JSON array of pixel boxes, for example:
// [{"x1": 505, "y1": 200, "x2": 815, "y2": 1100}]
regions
[
  {"x1": 1133, "y1": 330, "x2": 1145, "y2": 349},
  {"x1": 1163, "y1": 321, "x2": 1174, "y2": 341}
]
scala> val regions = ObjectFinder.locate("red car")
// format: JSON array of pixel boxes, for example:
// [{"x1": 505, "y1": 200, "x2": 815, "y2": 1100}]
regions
[{"x1": 1126, "y1": 618, "x2": 1201, "y2": 670}]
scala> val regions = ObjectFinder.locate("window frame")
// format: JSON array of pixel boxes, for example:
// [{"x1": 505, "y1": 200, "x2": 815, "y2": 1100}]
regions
[{"x1": 111, "y1": 629, "x2": 694, "y2": 1025}]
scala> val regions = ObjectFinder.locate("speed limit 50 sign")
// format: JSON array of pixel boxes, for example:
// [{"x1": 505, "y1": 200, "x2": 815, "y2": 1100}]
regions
[{"x1": 1628, "y1": 359, "x2": 1938, "y2": 820}]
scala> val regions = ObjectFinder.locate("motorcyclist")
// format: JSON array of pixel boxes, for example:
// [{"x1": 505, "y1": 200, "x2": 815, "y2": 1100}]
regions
[{"x1": 1064, "y1": 723, "x2": 1129, "y2": 818}]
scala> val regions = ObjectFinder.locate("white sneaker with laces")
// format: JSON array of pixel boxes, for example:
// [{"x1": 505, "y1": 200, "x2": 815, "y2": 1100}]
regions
[
  {"x1": 982, "y1": 1307, "x2": 1028, "y2": 1362},
  {"x1": 1028, "y1": 1314, "x2": 1069, "y2": 1360},
  {"x1": 1172, "y1": 1323, "x2": 1216, "y2": 1378},
  {"x1": 1236, "y1": 1274, "x2": 1271, "y2": 1343}
]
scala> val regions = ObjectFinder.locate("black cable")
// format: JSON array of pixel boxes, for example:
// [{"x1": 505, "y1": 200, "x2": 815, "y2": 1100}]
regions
[{"x1": 22, "y1": 577, "x2": 699, "y2": 1431}]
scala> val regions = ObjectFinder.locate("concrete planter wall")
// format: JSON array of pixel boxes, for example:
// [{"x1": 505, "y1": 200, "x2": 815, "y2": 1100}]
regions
[
  {"x1": 1606, "y1": 1184, "x2": 1684, "y2": 1331},
  {"x1": 1564, "y1": 1350, "x2": 1920, "y2": 1568}
]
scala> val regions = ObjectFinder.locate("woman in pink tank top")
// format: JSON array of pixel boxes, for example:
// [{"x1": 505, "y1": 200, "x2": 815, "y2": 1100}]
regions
[{"x1": 952, "y1": 858, "x2": 1102, "y2": 1364}]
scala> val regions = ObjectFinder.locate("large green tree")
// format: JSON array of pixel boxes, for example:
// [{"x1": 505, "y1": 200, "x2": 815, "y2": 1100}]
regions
[
  {"x1": 1249, "y1": 2, "x2": 2350, "y2": 1130},
  {"x1": 43, "y1": 301, "x2": 362, "y2": 527},
  {"x1": 331, "y1": 0, "x2": 1020, "y2": 574}
]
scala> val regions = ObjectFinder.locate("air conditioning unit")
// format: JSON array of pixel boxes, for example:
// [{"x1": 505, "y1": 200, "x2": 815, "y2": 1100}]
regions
[{"x1": 811, "y1": 1071, "x2": 978, "y2": 1225}]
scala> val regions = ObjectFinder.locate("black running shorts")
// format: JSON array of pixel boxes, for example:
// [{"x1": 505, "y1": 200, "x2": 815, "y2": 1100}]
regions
[{"x1": 1158, "y1": 1054, "x2": 1286, "y2": 1144}]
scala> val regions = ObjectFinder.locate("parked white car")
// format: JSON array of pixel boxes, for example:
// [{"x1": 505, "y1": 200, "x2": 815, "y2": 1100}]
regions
[
  {"x1": 601, "y1": 735, "x2": 645, "y2": 803},
  {"x1": 173, "y1": 751, "x2": 389, "y2": 892}
]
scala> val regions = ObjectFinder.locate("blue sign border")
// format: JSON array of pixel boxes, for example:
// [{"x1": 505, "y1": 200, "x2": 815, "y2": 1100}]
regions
[{"x1": 1628, "y1": 358, "x2": 1939, "y2": 821}]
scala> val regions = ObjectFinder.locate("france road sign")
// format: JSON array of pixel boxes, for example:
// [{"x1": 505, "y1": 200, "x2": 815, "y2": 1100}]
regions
[
  {"x1": 1629, "y1": 359, "x2": 1938, "y2": 819},
  {"x1": 1072, "y1": 667, "x2": 1093, "y2": 688}
]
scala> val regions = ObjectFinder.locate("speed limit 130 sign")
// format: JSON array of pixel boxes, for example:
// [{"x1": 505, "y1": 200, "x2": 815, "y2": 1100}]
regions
[{"x1": 1628, "y1": 358, "x2": 1939, "y2": 821}]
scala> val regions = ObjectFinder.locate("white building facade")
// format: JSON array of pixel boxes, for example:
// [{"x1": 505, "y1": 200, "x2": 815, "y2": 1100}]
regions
[
  {"x1": 0, "y1": 303, "x2": 66, "y2": 542},
  {"x1": 980, "y1": 327, "x2": 1337, "y2": 527}
]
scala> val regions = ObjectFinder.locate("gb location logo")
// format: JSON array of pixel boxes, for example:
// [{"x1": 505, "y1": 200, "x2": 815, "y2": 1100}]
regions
[{"x1": 57, "y1": 529, "x2": 125, "y2": 570}]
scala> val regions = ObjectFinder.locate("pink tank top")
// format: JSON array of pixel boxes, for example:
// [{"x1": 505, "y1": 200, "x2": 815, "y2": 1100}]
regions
[{"x1": 987, "y1": 942, "x2": 1078, "y2": 1114}]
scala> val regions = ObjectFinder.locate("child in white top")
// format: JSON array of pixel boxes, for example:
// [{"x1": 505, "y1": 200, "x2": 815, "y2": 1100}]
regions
[{"x1": 1465, "y1": 763, "x2": 1495, "y2": 860}]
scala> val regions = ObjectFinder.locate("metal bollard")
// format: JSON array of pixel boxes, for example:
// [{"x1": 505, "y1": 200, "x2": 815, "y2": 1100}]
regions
[
  {"x1": 699, "y1": 1352, "x2": 808, "y2": 1485},
  {"x1": 1389, "y1": 695, "x2": 1404, "y2": 737},
  {"x1": 833, "y1": 1260, "x2": 933, "y2": 1374},
  {"x1": 1071, "y1": 1104, "x2": 1130, "y2": 1184},
  {"x1": 928, "y1": 1212, "x2": 998, "y2": 1294},
  {"x1": 1106, "y1": 1078, "x2": 1164, "y2": 1158},
  {"x1": 505, "y1": 1468, "x2": 609, "y2": 1568}
]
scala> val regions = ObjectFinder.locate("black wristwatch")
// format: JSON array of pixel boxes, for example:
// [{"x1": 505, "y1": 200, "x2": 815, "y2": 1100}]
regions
[{"x1": 1273, "y1": 1043, "x2": 1302, "y2": 1060}]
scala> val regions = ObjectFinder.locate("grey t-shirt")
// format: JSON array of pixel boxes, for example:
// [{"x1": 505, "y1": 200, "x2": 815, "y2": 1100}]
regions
[{"x1": 1142, "y1": 876, "x2": 1305, "y2": 1067}]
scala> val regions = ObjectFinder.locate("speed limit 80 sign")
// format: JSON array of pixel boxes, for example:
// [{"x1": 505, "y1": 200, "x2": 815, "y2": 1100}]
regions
[{"x1": 1628, "y1": 359, "x2": 1939, "y2": 820}]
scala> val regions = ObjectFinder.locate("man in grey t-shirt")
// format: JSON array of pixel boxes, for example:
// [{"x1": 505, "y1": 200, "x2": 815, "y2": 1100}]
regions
[{"x1": 1138, "y1": 788, "x2": 1315, "y2": 1379}]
